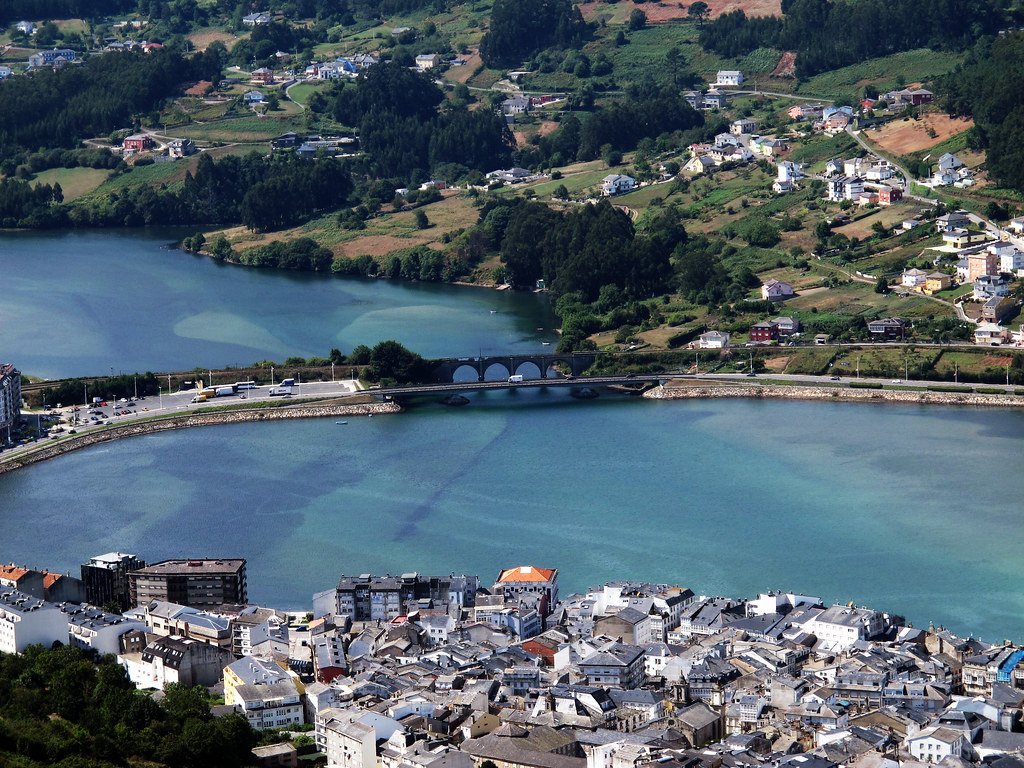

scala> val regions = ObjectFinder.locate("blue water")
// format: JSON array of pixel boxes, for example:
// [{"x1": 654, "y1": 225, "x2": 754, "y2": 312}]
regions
[
  {"x1": 0, "y1": 229, "x2": 557, "y2": 378},
  {"x1": 2, "y1": 391, "x2": 1022, "y2": 643}
]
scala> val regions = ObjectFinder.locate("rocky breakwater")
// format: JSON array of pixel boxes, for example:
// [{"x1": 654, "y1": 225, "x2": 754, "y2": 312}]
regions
[
  {"x1": 645, "y1": 381, "x2": 1024, "y2": 408},
  {"x1": 0, "y1": 400, "x2": 401, "y2": 474}
]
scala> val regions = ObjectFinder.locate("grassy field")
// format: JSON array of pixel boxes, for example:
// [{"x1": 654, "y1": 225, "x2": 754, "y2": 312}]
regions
[
  {"x1": 933, "y1": 350, "x2": 1018, "y2": 379},
  {"x1": 216, "y1": 194, "x2": 482, "y2": 261},
  {"x1": 785, "y1": 281, "x2": 948, "y2": 320},
  {"x1": 831, "y1": 346, "x2": 940, "y2": 379},
  {"x1": 767, "y1": 347, "x2": 837, "y2": 375},
  {"x1": 287, "y1": 81, "x2": 331, "y2": 106},
  {"x1": 786, "y1": 134, "x2": 859, "y2": 168},
  {"x1": 796, "y1": 49, "x2": 963, "y2": 100},
  {"x1": 173, "y1": 115, "x2": 308, "y2": 142},
  {"x1": 86, "y1": 160, "x2": 194, "y2": 195},
  {"x1": 30, "y1": 168, "x2": 110, "y2": 201},
  {"x1": 518, "y1": 161, "x2": 610, "y2": 197}
]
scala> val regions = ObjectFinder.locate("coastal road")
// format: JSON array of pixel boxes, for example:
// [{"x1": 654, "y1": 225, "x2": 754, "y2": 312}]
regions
[
  {"x1": 5, "y1": 380, "x2": 361, "y2": 462},
  {"x1": 697, "y1": 372, "x2": 1021, "y2": 392}
]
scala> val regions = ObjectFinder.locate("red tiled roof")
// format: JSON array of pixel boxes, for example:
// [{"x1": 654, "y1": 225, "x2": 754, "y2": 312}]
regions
[
  {"x1": 0, "y1": 566, "x2": 30, "y2": 582},
  {"x1": 496, "y1": 566, "x2": 556, "y2": 584}
]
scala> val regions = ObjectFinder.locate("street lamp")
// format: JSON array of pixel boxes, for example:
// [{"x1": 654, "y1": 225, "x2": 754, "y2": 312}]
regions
[{"x1": 331, "y1": 362, "x2": 335, "y2": 383}]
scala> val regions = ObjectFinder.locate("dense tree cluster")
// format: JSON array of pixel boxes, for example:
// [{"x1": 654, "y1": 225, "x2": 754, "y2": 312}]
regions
[
  {"x1": 362, "y1": 339, "x2": 430, "y2": 383},
  {"x1": 39, "y1": 372, "x2": 160, "y2": 405},
  {"x1": 230, "y1": 21, "x2": 325, "y2": 68},
  {"x1": 0, "y1": 48, "x2": 221, "y2": 161},
  {"x1": 7, "y1": 151, "x2": 352, "y2": 230},
  {"x1": 0, "y1": 644, "x2": 255, "y2": 768},
  {"x1": 518, "y1": 81, "x2": 704, "y2": 167},
  {"x1": 700, "y1": 0, "x2": 1007, "y2": 77},
  {"x1": 0, "y1": 178, "x2": 64, "y2": 227},
  {"x1": 940, "y1": 34, "x2": 1024, "y2": 193},
  {"x1": 479, "y1": 0, "x2": 590, "y2": 68},
  {"x1": 496, "y1": 199, "x2": 682, "y2": 302},
  {"x1": 235, "y1": 237, "x2": 334, "y2": 270},
  {"x1": 318, "y1": 62, "x2": 514, "y2": 180},
  {"x1": 1, "y1": 148, "x2": 121, "y2": 179},
  {"x1": 0, "y1": 0, "x2": 132, "y2": 23}
]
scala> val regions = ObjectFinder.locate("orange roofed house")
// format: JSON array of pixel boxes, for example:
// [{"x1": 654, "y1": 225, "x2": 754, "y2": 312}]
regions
[
  {"x1": 0, "y1": 564, "x2": 85, "y2": 603},
  {"x1": 492, "y1": 566, "x2": 559, "y2": 618}
]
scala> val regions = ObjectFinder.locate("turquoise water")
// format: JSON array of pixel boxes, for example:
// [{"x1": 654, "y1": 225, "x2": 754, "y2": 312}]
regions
[
  {"x1": 2, "y1": 392, "x2": 1022, "y2": 643},
  {"x1": 0, "y1": 230, "x2": 557, "y2": 378}
]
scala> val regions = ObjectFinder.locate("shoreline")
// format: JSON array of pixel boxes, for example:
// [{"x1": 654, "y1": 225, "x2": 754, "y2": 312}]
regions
[
  {"x1": 6, "y1": 380, "x2": 1024, "y2": 476},
  {"x1": 645, "y1": 381, "x2": 1024, "y2": 408},
  {"x1": 0, "y1": 400, "x2": 401, "y2": 475}
]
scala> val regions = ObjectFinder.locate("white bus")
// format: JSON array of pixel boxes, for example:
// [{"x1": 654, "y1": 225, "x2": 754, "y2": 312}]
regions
[{"x1": 235, "y1": 381, "x2": 258, "y2": 390}]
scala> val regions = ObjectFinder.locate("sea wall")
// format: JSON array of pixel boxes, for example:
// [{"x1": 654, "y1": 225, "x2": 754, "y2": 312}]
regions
[
  {"x1": 645, "y1": 383, "x2": 1024, "y2": 408},
  {"x1": 0, "y1": 401, "x2": 400, "y2": 475}
]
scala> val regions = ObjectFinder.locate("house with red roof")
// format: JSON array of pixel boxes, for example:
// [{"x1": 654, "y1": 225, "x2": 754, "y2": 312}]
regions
[{"x1": 492, "y1": 566, "x2": 559, "y2": 617}]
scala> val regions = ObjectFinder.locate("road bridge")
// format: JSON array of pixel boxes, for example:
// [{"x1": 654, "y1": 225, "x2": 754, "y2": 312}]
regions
[{"x1": 376, "y1": 374, "x2": 661, "y2": 399}]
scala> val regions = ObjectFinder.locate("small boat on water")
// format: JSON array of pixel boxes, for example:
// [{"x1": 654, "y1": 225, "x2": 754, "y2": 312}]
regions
[
  {"x1": 336, "y1": 421, "x2": 348, "y2": 425},
  {"x1": 541, "y1": 341, "x2": 551, "y2": 346},
  {"x1": 490, "y1": 309, "x2": 497, "y2": 314}
]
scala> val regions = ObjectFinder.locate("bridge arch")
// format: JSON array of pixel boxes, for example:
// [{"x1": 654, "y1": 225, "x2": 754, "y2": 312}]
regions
[
  {"x1": 513, "y1": 361, "x2": 543, "y2": 379},
  {"x1": 451, "y1": 363, "x2": 481, "y2": 382},
  {"x1": 482, "y1": 362, "x2": 512, "y2": 381},
  {"x1": 544, "y1": 357, "x2": 580, "y2": 378}
]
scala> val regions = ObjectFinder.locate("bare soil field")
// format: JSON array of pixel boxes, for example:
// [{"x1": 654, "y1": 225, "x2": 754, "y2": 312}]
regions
[
  {"x1": 443, "y1": 52, "x2": 481, "y2": 84},
  {"x1": 772, "y1": 51, "x2": 796, "y2": 77},
  {"x1": 871, "y1": 114, "x2": 974, "y2": 156},
  {"x1": 706, "y1": 0, "x2": 780, "y2": 16},
  {"x1": 188, "y1": 29, "x2": 244, "y2": 51}
]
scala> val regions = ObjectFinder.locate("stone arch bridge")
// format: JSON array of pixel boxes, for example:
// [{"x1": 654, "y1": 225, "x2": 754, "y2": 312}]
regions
[{"x1": 430, "y1": 353, "x2": 597, "y2": 383}]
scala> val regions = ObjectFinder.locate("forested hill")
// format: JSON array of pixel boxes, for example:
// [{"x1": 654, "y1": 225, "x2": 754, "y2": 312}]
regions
[
  {"x1": 0, "y1": 47, "x2": 223, "y2": 161},
  {"x1": 700, "y1": 0, "x2": 1008, "y2": 78},
  {"x1": 0, "y1": 0, "x2": 132, "y2": 24},
  {"x1": 315, "y1": 62, "x2": 515, "y2": 180},
  {"x1": 940, "y1": 33, "x2": 1024, "y2": 194}
]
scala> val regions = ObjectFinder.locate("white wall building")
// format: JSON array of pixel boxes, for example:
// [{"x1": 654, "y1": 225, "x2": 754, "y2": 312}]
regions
[
  {"x1": 321, "y1": 707, "x2": 406, "y2": 768},
  {"x1": 233, "y1": 681, "x2": 304, "y2": 730},
  {"x1": 716, "y1": 70, "x2": 744, "y2": 86},
  {"x1": 805, "y1": 605, "x2": 884, "y2": 652},
  {"x1": 0, "y1": 591, "x2": 67, "y2": 653},
  {"x1": 63, "y1": 604, "x2": 146, "y2": 655},
  {"x1": 907, "y1": 726, "x2": 970, "y2": 763}
]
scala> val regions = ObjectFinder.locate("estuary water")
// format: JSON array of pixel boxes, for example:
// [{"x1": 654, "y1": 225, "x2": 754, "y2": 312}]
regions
[
  {"x1": 2, "y1": 391, "x2": 1023, "y2": 643},
  {"x1": 0, "y1": 229, "x2": 558, "y2": 378}
]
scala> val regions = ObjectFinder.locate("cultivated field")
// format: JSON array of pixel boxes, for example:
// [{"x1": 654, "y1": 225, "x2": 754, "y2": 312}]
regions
[
  {"x1": 30, "y1": 168, "x2": 110, "y2": 201},
  {"x1": 578, "y1": 0, "x2": 779, "y2": 22},
  {"x1": 188, "y1": 29, "x2": 245, "y2": 51},
  {"x1": 796, "y1": 49, "x2": 962, "y2": 99},
  {"x1": 870, "y1": 114, "x2": 974, "y2": 156},
  {"x1": 222, "y1": 194, "x2": 481, "y2": 260}
]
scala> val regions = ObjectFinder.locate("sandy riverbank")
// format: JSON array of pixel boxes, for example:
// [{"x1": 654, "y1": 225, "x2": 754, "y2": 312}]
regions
[
  {"x1": 645, "y1": 381, "x2": 1024, "y2": 408},
  {"x1": 0, "y1": 400, "x2": 401, "y2": 475}
]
